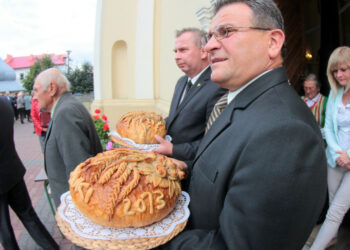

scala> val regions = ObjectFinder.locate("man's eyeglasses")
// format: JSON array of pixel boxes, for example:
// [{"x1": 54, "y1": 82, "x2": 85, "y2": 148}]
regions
[
  {"x1": 331, "y1": 67, "x2": 349, "y2": 74},
  {"x1": 207, "y1": 25, "x2": 271, "y2": 41}
]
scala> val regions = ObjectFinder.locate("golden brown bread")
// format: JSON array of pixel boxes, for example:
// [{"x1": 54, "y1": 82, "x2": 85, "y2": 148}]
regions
[
  {"x1": 116, "y1": 111, "x2": 166, "y2": 144},
  {"x1": 69, "y1": 148, "x2": 185, "y2": 228}
]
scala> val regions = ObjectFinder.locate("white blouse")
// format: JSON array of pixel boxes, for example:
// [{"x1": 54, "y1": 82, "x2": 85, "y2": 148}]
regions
[{"x1": 337, "y1": 102, "x2": 350, "y2": 151}]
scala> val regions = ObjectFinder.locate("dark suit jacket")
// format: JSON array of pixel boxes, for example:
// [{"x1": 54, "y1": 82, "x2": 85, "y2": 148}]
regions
[
  {"x1": 44, "y1": 92, "x2": 102, "y2": 207},
  {"x1": 163, "y1": 67, "x2": 327, "y2": 249},
  {"x1": 0, "y1": 97, "x2": 26, "y2": 195},
  {"x1": 166, "y1": 67, "x2": 225, "y2": 160}
]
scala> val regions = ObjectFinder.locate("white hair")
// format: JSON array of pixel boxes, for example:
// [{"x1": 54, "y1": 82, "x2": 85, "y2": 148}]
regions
[{"x1": 36, "y1": 68, "x2": 71, "y2": 92}]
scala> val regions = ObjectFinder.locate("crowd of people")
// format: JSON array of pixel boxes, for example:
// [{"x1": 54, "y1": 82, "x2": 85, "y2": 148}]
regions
[
  {"x1": 1, "y1": 0, "x2": 349, "y2": 249},
  {"x1": 3, "y1": 91, "x2": 32, "y2": 124}
]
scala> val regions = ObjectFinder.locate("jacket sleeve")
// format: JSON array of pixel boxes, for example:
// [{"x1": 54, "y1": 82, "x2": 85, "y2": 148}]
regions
[
  {"x1": 324, "y1": 91, "x2": 342, "y2": 165},
  {"x1": 172, "y1": 139, "x2": 201, "y2": 161}
]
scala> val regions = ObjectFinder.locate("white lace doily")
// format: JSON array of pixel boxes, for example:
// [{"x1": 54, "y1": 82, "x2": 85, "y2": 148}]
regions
[
  {"x1": 109, "y1": 130, "x2": 172, "y2": 152},
  {"x1": 58, "y1": 191, "x2": 190, "y2": 240}
]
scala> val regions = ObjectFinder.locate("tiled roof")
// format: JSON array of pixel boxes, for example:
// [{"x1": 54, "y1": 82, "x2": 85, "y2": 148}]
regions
[{"x1": 5, "y1": 54, "x2": 67, "y2": 69}]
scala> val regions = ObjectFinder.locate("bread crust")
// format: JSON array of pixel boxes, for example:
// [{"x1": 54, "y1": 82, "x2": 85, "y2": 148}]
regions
[
  {"x1": 69, "y1": 148, "x2": 184, "y2": 228},
  {"x1": 116, "y1": 111, "x2": 166, "y2": 144}
]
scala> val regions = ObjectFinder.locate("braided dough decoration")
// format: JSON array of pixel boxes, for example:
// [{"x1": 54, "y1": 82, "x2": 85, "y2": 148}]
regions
[
  {"x1": 69, "y1": 148, "x2": 185, "y2": 228},
  {"x1": 116, "y1": 111, "x2": 167, "y2": 144}
]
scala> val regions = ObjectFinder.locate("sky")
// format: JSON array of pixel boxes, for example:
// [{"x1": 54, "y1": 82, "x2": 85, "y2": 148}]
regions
[{"x1": 0, "y1": 0, "x2": 97, "y2": 67}]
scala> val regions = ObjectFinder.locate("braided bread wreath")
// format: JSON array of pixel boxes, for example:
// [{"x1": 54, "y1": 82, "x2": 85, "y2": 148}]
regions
[
  {"x1": 115, "y1": 111, "x2": 167, "y2": 145},
  {"x1": 69, "y1": 148, "x2": 185, "y2": 228}
]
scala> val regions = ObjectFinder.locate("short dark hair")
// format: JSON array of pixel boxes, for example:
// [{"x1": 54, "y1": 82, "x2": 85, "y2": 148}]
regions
[
  {"x1": 304, "y1": 73, "x2": 320, "y2": 89},
  {"x1": 176, "y1": 28, "x2": 208, "y2": 48},
  {"x1": 213, "y1": 0, "x2": 284, "y2": 32}
]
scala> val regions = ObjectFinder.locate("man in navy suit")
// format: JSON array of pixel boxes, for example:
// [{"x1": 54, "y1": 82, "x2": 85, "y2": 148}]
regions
[
  {"x1": 0, "y1": 97, "x2": 59, "y2": 250},
  {"x1": 161, "y1": 1, "x2": 327, "y2": 249},
  {"x1": 155, "y1": 28, "x2": 225, "y2": 161}
]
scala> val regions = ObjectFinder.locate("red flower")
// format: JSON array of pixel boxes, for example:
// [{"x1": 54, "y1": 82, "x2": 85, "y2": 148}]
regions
[
  {"x1": 93, "y1": 115, "x2": 99, "y2": 120},
  {"x1": 102, "y1": 114, "x2": 108, "y2": 121},
  {"x1": 95, "y1": 109, "x2": 101, "y2": 114},
  {"x1": 103, "y1": 123, "x2": 109, "y2": 131}
]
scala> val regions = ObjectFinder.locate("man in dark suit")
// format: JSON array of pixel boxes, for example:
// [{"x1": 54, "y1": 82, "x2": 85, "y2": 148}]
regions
[
  {"x1": 161, "y1": 1, "x2": 327, "y2": 249},
  {"x1": 155, "y1": 28, "x2": 225, "y2": 161},
  {"x1": 0, "y1": 97, "x2": 59, "y2": 250},
  {"x1": 33, "y1": 68, "x2": 102, "y2": 209}
]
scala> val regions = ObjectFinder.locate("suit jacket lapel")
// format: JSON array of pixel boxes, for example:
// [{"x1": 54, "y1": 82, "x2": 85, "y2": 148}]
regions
[
  {"x1": 167, "y1": 77, "x2": 187, "y2": 125},
  {"x1": 168, "y1": 68, "x2": 212, "y2": 129},
  {"x1": 194, "y1": 67, "x2": 288, "y2": 162}
]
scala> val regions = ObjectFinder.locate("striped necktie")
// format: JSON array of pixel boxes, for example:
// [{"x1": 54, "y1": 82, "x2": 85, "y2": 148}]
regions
[{"x1": 205, "y1": 92, "x2": 228, "y2": 134}]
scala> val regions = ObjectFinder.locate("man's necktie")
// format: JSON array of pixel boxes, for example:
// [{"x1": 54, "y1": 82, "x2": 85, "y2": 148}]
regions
[
  {"x1": 205, "y1": 92, "x2": 228, "y2": 134},
  {"x1": 179, "y1": 80, "x2": 193, "y2": 105}
]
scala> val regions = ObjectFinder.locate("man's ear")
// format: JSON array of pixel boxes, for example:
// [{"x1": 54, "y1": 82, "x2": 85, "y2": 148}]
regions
[
  {"x1": 200, "y1": 48, "x2": 208, "y2": 60},
  {"x1": 268, "y1": 29, "x2": 285, "y2": 59},
  {"x1": 49, "y1": 82, "x2": 58, "y2": 97}
]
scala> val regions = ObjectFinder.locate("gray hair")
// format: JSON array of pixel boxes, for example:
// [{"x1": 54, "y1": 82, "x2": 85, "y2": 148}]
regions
[
  {"x1": 304, "y1": 73, "x2": 320, "y2": 89},
  {"x1": 36, "y1": 68, "x2": 71, "y2": 92},
  {"x1": 213, "y1": 0, "x2": 284, "y2": 32},
  {"x1": 176, "y1": 28, "x2": 208, "y2": 48}
]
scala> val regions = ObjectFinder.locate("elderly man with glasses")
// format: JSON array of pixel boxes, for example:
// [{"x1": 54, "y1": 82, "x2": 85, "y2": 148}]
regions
[
  {"x1": 302, "y1": 73, "x2": 328, "y2": 130},
  {"x1": 159, "y1": 0, "x2": 327, "y2": 249}
]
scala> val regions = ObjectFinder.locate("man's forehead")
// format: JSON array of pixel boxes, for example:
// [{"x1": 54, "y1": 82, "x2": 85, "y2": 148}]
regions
[
  {"x1": 304, "y1": 80, "x2": 318, "y2": 87},
  {"x1": 209, "y1": 3, "x2": 252, "y2": 30}
]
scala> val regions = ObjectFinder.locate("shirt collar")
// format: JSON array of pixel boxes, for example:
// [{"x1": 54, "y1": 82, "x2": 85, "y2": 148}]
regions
[
  {"x1": 227, "y1": 69, "x2": 273, "y2": 104},
  {"x1": 51, "y1": 95, "x2": 62, "y2": 117},
  {"x1": 305, "y1": 93, "x2": 321, "y2": 103},
  {"x1": 188, "y1": 66, "x2": 209, "y2": 85}
]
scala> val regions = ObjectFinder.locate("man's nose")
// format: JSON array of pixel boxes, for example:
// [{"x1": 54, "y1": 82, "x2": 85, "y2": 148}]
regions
[
  {"x1": 205, "y1": 35, "x2": 220, "y2": 53},
  {"x1": 175, "y1": 52, "x2": 181, "y2": 60}
]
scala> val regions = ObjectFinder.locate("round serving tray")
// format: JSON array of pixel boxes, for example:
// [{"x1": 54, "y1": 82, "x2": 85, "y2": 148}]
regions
[{"x1": 56, "y1": 191, "x2": 190, "y2": 249}]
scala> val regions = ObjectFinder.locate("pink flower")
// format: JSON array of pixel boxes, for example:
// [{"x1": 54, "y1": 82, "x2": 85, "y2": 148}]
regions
[
  {"x1": 106, "y1": 141, "x2": 113, "y2": 150},
  {"x1": 102, "y1": 114, "x2": 108, "y2": 121},
  {"x1": 95, "y1": 109, "x2": 101, "y2": 114},
  {"x1": 93, "y1": 115, "x2": 99, "y2": 120}
]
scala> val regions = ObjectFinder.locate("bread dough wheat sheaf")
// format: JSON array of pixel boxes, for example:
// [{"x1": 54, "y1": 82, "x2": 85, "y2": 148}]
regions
[{"x1": 69, "y1": 148, "x2": 185, "y2": 222}]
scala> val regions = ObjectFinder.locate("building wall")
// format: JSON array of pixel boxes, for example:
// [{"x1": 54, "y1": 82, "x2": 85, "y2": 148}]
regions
[
  {"x1": 14, "y1": 64, "x2": 67, "y2": 85},
  {"x1": 92, "y1": 0, "x2": 212, "y2": 128}
]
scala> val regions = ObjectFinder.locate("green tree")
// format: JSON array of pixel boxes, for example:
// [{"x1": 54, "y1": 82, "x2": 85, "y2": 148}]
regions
[
  {"x1": 67, "y1": 62, "x2": 94, "y2": 94},
  {"x1": 22, "y1": 55, "x2": 54, "y2": 91}
]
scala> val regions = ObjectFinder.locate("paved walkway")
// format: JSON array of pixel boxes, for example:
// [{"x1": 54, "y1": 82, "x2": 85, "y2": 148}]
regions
[{"x1": 0, "y1": 121, "x2": 74, "y2": 250}]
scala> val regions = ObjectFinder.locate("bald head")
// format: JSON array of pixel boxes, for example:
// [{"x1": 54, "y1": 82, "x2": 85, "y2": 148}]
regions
[
  {"x1": 33, "y1": 68, "x2": 70, "y2": 111},
  {"x1": 36, "y1": 68, "x2": 71, "y2": 92}
]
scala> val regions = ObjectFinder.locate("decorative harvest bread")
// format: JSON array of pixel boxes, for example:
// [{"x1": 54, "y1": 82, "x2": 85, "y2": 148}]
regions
[
  {"x1": 116, "y1": 111, "x2": 166, "y2": 144},
  {"x1": 69, "y1": 148, "x2": 185, "y2": 228}
]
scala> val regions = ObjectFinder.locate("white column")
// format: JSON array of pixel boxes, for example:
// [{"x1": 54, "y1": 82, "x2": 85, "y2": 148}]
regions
[
  {"x1": 93, "y1": 0, "x2": 103, "y2": 100},
  {"x1": 135, "y1": 0, "x2": 154, "y2": 99}
]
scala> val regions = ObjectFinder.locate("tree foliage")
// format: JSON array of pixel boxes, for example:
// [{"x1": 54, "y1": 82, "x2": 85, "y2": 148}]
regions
[
  {"x1": 22, "y1": 56, "x2": 54, "y2": 91},
  {"x1": 67, "y1": 62, "x2": 94, "y2": 94}
]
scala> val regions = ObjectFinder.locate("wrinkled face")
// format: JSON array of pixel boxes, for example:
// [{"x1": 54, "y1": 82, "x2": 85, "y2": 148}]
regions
[
  {"x1": 303, "y1": 80, "x2": 319, "y2": 100},
  {"x1": 174, "y1": 32, "x2": 206, "y2": 78},
  {"x1": 32, "y1": 79, "x2": 53, "y2": 111},
  {"x1": 332, "y1": 62, "x2": 350, "y2": 87},
  {"x1": 205, "y1": 3, "x2": 276, "y2": 91}
]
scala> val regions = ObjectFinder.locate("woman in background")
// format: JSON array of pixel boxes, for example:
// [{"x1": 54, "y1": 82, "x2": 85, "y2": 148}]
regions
[{"x1": 311, "y1": 46, "x2": 350, "y2": 249}]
